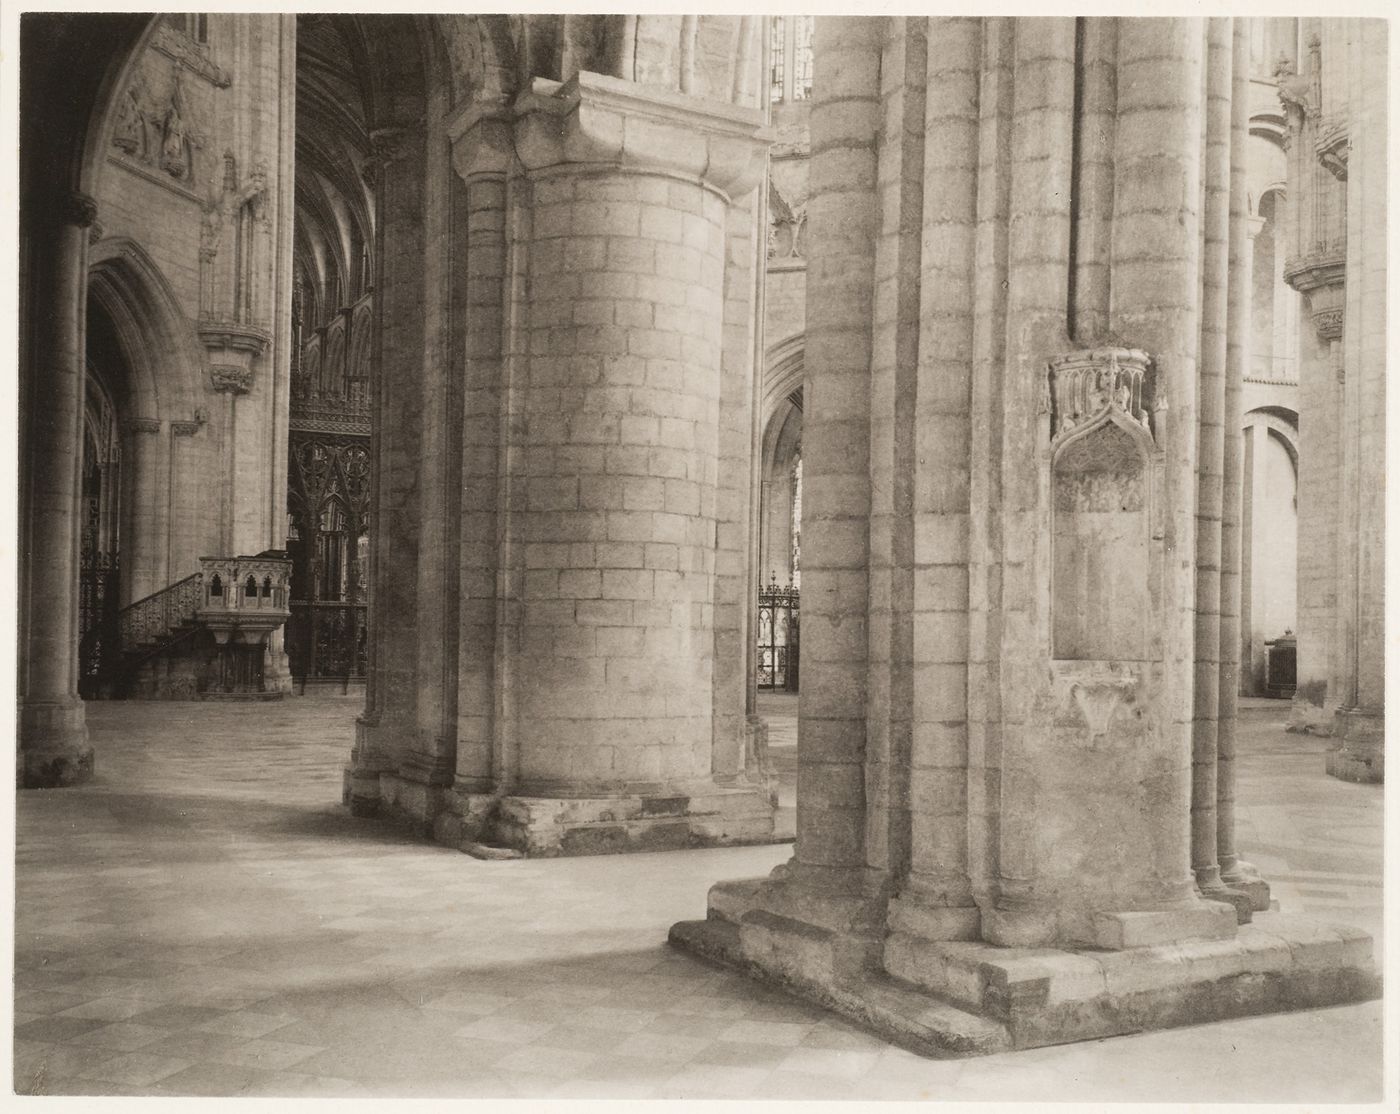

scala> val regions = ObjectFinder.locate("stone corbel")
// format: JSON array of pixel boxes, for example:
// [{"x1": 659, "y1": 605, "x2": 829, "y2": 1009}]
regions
[
  {"x1": 124, "y1": 417, "x2": 162, "y2": 437},
  {"x1": 1315, "y1": 119, "x2": 1349, "y2": 181},
  {"x1": 199, "y1": 321, "x2": 269, "y2": 401},
  {"x1": 1283, "y1": 254, "x2": 1346, "y2": 344},
  {"x1": 198, "y1": 321, "x2": 271, "y2": 357},
  {"x1": 513, "y1": 71, "x2": 773, "y2": 199}
]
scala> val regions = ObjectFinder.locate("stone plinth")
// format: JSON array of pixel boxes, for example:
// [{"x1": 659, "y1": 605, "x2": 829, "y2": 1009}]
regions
[
  {"x1": 673, "y1": 888, "x2": 1378, "y2": 1057},
  {"x1": 1326, "y1": 707, "x2": 1384, "y2": 783}
]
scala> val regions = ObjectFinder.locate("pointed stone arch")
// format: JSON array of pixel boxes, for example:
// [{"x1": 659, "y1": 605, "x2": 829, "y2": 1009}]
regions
[{"x1": 87, "y1": 237, "x2": 203, "y2": 420}]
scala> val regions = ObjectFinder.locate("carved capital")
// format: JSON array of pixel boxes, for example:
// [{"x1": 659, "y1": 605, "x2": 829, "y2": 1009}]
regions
[
  {"x1": 448, "y1": 108, "x2": 514, "y2": 182},
  {"x1": 513, "y1": 71, "x2": 773, "y2": 198},
  {"x1": 124, "y1": 417, "x2": 162, "y2": 436},
  {"x1": 1283, "y1": 250, "x2": 1346, "y2": 297},
  {"x1": 362, "y1": 124, "x2": 419, "y2": 186},
  {"x1": 1312, "y1": 306, "x2": 1344, "y2": 341},
  {"x1": 170, "y1": 419, "x2": 202, "y2": 437},
  {"x1": 1048, "y1": 347, "x2": 1153, "y2": 444},
  {"x1": 58, "y1": 191, "x2": 99, "y2": 229},
  {"x1": 210, "y1": 365, "x2": 254, "y2": 395}
]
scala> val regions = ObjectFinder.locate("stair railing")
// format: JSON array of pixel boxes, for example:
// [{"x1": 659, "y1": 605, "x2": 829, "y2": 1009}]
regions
[{"x1": 117, "y1": 571, "x2": 204, "y2": 649}]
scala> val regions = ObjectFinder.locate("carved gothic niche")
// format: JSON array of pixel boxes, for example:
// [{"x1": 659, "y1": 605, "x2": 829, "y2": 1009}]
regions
[{"x1": 1048, "y1": 348, "x2": 1155, "y2": 662}]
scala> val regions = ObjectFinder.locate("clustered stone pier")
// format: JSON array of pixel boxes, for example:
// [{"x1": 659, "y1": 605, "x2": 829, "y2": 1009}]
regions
[
  {"x1": 669, "y1": 16, "x2": 1378, "y2": 1055},
  {"x1": 347, "y1": 60, "x2": 780, "y2": 855}
]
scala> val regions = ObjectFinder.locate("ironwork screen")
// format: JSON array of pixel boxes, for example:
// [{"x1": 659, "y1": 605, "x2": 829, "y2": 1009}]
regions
[{"x1": 757, "y1": 576, "x2": 799, "y2": 692}]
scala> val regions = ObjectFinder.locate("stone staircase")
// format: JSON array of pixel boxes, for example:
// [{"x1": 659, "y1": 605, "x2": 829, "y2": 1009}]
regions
[{"x1": 87, "y1": 572, "x2": 205, "y2": 697}]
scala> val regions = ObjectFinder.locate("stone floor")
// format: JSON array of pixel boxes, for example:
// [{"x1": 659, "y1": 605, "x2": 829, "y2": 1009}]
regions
[{"x1": 11, "y1": 695, "x2": 1384, "y2": 1100}]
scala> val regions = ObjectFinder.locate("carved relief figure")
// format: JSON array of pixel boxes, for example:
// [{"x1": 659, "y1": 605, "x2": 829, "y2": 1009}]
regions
[
  {"x1": 113, "y1": 77, "x2": 148, "y2": 157},
  {"x1": 161, "y1": 70, "x2": 189, "y2": 178}
]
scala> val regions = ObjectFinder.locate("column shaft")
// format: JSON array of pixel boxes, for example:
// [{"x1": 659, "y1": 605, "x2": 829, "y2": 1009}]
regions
[
  {"x1": 865, "y1": 17, "x2": 927, "y2": 886},
  {"x1": 19, "y1": 199, "x2": 95, "y2": 786},
  {"x1": 986, "y1": 17, "x2": 1076, "y2": 940},
  {"x1": 1189, "y1": 18, "x2": 1232, "y2": 897},
  {"x1": 512, "y1": 162, "x2": 727, "y2": 794},
  {"x1": 795, "y1": 15, "x2": 883, "y2": 882},
  {"x1": 901, "y1": 15, "x2": 981, "y2": 923},
  {"x1": 454, "y1": 159, "x2": 509, "y2": 792}
]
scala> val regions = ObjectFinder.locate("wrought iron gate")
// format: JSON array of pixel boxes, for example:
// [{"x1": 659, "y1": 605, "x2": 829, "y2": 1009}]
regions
[
  {"x1": 78, "y1": 550, "x2": 119, "y2": 697},
  {"x1": 757, "y1": 576, "x2": 799, "y2": 692}
]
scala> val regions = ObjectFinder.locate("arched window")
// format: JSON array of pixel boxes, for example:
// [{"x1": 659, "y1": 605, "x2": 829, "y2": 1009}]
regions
[
  {"x1": 210, "y1": 574, "x2": 223, "y2": 598},
  {"x1": 245, "y1": 575, "x2": 259, "y2": 599},
  {"x1": 262, "y1": 575, "x2": 274, "y2": 598},
  {"x1": 793, "y1": 17, "x2": 814, "y2": 101},
  {"x1": 769, "y1": 17, "x2": 786, "y2": 103},
  {"x1": 770, "y1": 16, "x2": 815, "y2": 105}
]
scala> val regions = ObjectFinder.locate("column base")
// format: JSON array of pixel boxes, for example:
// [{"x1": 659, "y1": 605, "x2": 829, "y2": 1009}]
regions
[
  {"x1": 1221, "y1": 860, "x2": 1274, "y2": 913},
  {"x1": 261, "y1": 643, "x2": 293, "y2": 696},
  {"x1": 671, "y1": 881, "x2": 1379, "y2": 1057},
  {"x1": 979, "y1": 894, "x2": 1232, "y2": 950},
  {"x1": 18, "y1": 700, "x2": 94, "y2": 788},
  {"x1": 1326, "y1": 707, "x2": 1384, "y2": 783},
  {"x1": 361, "y1": 772, "x2": 781, "y2": 857},
  {"x1": 1287, "y1": 686, "x2": 1334, "y2": 735}
]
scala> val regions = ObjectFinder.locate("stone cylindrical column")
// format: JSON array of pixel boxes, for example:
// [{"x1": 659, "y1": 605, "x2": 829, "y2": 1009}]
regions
[
  {"x1": 789, "y1": 17, "x2": 882, "y2": 885},
  {"x1": 1103, "y1": 18, "x2": 1205, "y2": 917},
  {"x1": 1328, "y1": 18, "x2": 1386, "y2": 780},
  {"x1": 348, "y1": 124, "x2": 427, "y2": 812},
  {"x1": 1189, "y1": 17, "x2": 1233, "y2": 900},
  {"x1": 889, "y1": 15, "x2": 982, "y2": 941},
  {"x1": 982, "y1": 16, "x2": 1077, "y2": 946},
  {"x1": 865, "y1": 17, "x2": 926, "y2": 890},
  {"x1": 966, "y1": 16, "x2": 1015, "y2": 912},
  {"x1": 19, "y1": 192, "x2": 97, "y2": 787},
  {"x1": 506, "y1": 73, "x2": 770, "y2": 819},
  {"x1": 1218, "y1": 19, "x2": 1270, "y2": 910},
  {"x1": 450, "y1": 113, "x2": 513, "y2": 796}
]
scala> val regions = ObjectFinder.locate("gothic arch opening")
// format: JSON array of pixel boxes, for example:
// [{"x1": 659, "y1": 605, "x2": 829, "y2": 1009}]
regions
[
  {"x1": 1240, "y1": 408, "x2": 1300, "y2": 695},
  {"x1": 757, "y1": 342, "x2": 805, "y2": 696}
]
